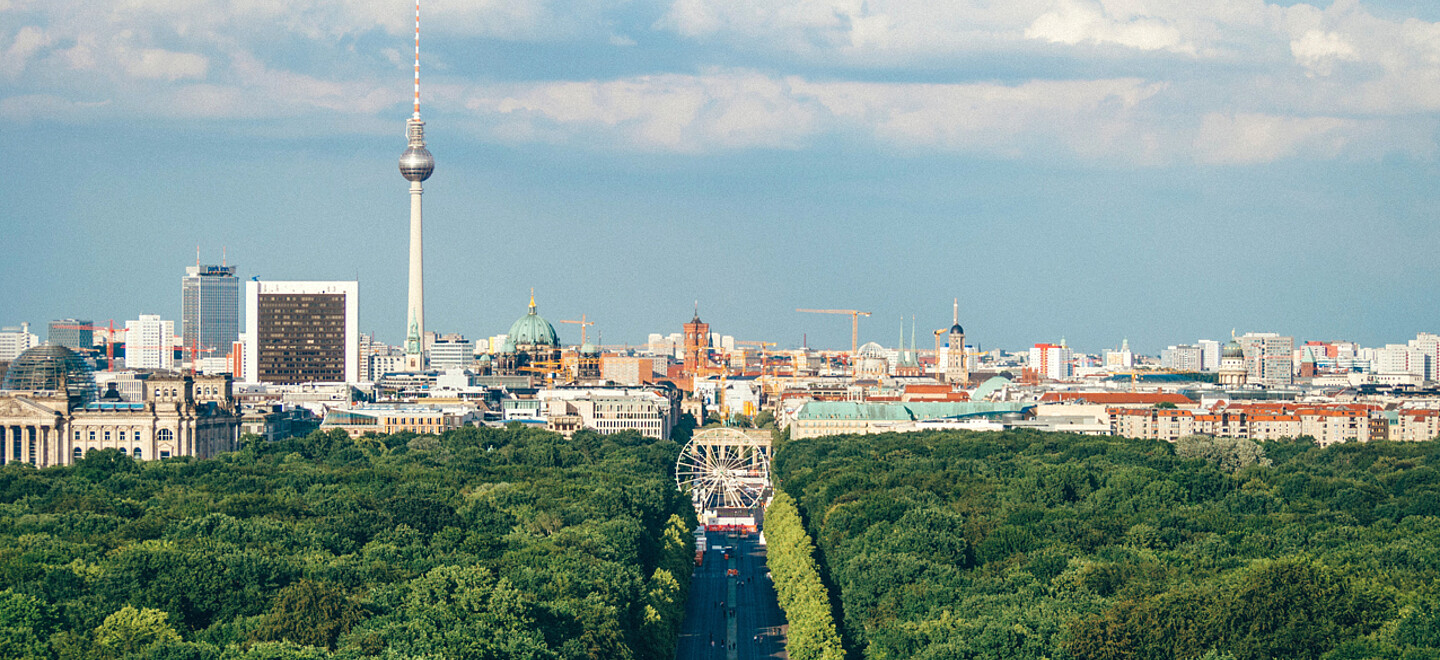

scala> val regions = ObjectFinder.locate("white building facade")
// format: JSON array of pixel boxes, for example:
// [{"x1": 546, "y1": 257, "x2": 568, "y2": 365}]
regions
[
  {"x1": 0, "y1": 324, "x2": 39, "y2": 361},
  {"x1": 125, "y1": 315, "x2": 175, "y2": 370}
]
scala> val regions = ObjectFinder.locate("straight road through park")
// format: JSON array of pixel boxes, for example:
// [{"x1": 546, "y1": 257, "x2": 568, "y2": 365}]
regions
[{"x1": 675, "y1": 531, "x2": 788, "y2": 660}]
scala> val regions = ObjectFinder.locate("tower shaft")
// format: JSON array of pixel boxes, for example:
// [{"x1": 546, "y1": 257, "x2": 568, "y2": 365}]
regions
[{"x1": 406, "y1": 178, "x2": 425, "y2": 367}]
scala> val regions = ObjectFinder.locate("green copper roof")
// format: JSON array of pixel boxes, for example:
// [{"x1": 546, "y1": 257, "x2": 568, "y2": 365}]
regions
[
  {"x1": 506, "y1": 293, "x2": 559, "y2": 349},
  {"x1": 797, "y1": 401, "x2": 1032, "y2": 421}
]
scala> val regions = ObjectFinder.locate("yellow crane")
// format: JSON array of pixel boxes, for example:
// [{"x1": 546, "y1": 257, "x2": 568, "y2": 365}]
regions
[
  {"x1": 559, "y1": 315, "x2": 594, "y2": 346},
  {"x1": 796, "y1": 309, "x2": 871, "y2": 355}
]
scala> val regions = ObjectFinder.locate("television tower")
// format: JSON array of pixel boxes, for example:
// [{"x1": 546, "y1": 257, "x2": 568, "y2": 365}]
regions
[{"x1": 399, "y1": 0, "x2": 434, "y2": 371}]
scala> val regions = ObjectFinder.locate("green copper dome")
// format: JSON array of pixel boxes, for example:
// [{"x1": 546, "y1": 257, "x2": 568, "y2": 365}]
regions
[{"x1": 506, "y1": 293, "x2": 559, "y2": 349}]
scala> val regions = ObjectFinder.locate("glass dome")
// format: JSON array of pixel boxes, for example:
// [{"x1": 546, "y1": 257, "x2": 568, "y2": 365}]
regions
[{"x1": 2, "y1": 344, "x2": 98, "y2": 403}]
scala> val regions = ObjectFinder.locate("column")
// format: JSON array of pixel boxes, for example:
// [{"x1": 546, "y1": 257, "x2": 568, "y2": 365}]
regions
[{"x1": 48, "y1": 426, "x2": 61, "y2": 467}]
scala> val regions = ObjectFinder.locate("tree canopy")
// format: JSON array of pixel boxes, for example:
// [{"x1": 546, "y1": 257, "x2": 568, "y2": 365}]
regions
[
  {"x1": 773, "y1": 429, "x2": 1440, "y2": 660},
  {"x1": 0, "y1": 425, "x2": 695, "y2": 659}
]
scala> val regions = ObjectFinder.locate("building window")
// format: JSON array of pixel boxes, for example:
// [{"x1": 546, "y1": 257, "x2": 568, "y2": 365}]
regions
[
  {"x1": 118, "y1": 447, "x2": 126, "y2": 455},
  {"x1": 104, "y1": 431, "x2": 111, "y2": 441},
  {"x1": 160, "y1": 450, "x2": 170, "y2": 459},
  {"x1": 73, "y1": 447, "x2": 82, "y2": 459},
  {"x1": 89, "y1": 431, "x2": 96, "y2": 441},
  {"x1": 133, "y1": 448, "x2": 142, "y2": 459},
  {"x1": 157, "y1": 428, "x2": 174, "y2": 444}
]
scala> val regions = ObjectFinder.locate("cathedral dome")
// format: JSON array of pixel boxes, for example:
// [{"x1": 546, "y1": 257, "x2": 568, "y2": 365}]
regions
[
  {"x1": 506, "y1": 294, "x2": 559, "y2": 349},
  {"x1": 1222, "y1": 340, "x2": 1244, "y2": 359},
  {"x1": 2, "y1": 344, "x2": 97, "y2": 403}
]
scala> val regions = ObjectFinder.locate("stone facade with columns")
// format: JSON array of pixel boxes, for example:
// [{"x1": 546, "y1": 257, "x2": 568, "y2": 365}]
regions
[{"x1": 0, "y1": 374, "x2": 240, "y2": 467}]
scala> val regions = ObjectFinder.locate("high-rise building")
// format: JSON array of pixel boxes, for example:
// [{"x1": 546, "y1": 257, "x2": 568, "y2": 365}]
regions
[
  {"x1": 1238, "y1": 332, "x2": 1295, "y2": 387},
  {"x1": 399, "y1": 1, "x2": 435, "y2": 372},
  {"x1": 47, "y1": 319, "x2": 93, "y2": 351},
  {"x1": 1374, "y1": 344, "x2": 1428, "y2": 379},
  {"x1": 1161, "y1": 344, "x2": 1203, "y2": 371},
  {"x1": 1408, "y1": 333, "x2": 1440, "y2": 382},
  {"x1": 430, "y1": 334, "x2": 475, "y2": 370},
  {"x1": 1030, "y1": 342, "x2": 1073, "y2": 380},
  {"x1": 124, "y1": 315, "x2": 175, "y2": 370},
  {"x1": 0, "y1": 324, "x2": 39, "y2": 362},
  {"x1": 244, "y1": 281, "x2": 359, "y2": 384},
  {"x1": 182, "y1": 264, "x2": 240, "y2": 361},
  {"x1": 0, "y1": 323, "x2": 40, "y2": 361},
  {"x1": 1197, "y1": 339, "x2": 1221, "y2": 371}
]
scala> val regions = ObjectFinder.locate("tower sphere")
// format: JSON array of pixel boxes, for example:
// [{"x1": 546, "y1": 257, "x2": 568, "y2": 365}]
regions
[{"x1": 399, "y1": 145, "x2": 434, "y2": 182}]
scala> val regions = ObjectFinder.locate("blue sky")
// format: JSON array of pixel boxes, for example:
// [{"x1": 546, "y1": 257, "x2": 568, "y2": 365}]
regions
[{"x1": 2, "y1": 0, "x2": 1439, "y2": 355}]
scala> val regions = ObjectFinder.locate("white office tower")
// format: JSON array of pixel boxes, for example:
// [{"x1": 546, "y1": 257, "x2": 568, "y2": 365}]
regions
[{"x1": 125, "y1": 315, "x2": 175, "y2": 370}]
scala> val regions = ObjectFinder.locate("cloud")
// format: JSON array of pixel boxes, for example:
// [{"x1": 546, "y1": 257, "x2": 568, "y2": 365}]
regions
[
  {"x1": 464, "y1": 71, "x2": 1179, "y2": 160},
  {"x1": 1290, "y1": 30, "x2": 1357, "y2": 76},
  {"x1": 793, "y1": 76, "x2": 1170, "y2": 159},
  {"x1": 4, "y1": 0, "x2": 1440, "y2": 165},
  {"x1": 1190, "y1": 111, "x2": 1408, "y2": 164},
  {"x1": 472, "y1": 71, "x2": 819, "y2": 151},
  {"x1": 0, "y1": 93, "x2": 107, "y2": 121},
  {"x1": 1026, "y1": 0, "x2": 1191, "y2": 53},
  {"x1": 122, "y1": 48, "x2": 209, "y2": 80},
  {"x1": 2, "y1": 26, "x2": 51, "y2": 78}
]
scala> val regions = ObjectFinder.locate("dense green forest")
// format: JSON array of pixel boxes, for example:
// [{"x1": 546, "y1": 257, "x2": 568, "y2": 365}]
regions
[
  {"x1": 773, "y1": 430, "x2": 1440, "y2": 660},
  {"x1": 0, "y1": 426, "x2": 695, "y2": 659}
]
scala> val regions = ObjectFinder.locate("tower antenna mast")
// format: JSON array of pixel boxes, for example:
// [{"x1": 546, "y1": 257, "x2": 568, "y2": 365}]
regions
[{"x1": 413, "y1": 0, "x2": 421, "y2": 119}]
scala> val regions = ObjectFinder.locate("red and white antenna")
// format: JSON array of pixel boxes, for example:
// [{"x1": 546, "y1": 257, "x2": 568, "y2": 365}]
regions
[{"x1": 413, "y1": 0, "x2": 421, "y2": 119}]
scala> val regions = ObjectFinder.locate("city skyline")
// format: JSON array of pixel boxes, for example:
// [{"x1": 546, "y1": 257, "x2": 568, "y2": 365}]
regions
[{"x1": 4, "y1": 0, "x2": 1440, "y2": 353}]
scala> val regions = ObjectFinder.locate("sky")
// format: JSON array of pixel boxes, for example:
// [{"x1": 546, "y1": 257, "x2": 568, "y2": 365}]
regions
[{"x1": 3, "y1": 0, "x2": 1440, "y2": 355}]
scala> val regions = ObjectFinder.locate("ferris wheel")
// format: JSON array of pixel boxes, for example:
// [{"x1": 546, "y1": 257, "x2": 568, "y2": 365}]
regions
[{"x1": 675, "y1": 428, "x2": 772, "y2": 510}]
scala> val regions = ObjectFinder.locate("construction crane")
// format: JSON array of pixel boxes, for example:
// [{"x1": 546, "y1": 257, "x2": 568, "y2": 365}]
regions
[
  {"x1": 48, "y1": 321, "x2": 128, "y2": 372},
  {"x1": 559, "y1": 314, "x2": 595, "y2": 346},
  {"x1": 796, "y1": 309, "x2": 871, "y2": 355},
  {"x1": 735, "y1": 340, "x2": 776, "y2": 352}
]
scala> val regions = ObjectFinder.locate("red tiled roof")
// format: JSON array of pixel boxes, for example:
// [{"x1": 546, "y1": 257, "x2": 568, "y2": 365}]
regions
[{"x1": 904, "y1": 384, "x2": 953, "y2": 394}]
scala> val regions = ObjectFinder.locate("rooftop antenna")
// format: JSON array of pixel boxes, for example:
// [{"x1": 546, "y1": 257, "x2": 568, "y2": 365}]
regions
[
  {"x1": 195, "y1": 246, "x2": 200, "y2": 267},
  {"x1": 413, "y1": 0, "x2": 421, "y2": 120},
  {"x1": 222, "y1": 246, "x2": 227, "y2": 267},
  {"x1": 953, "y1": 297, "x2": 959, "y2": 326}
]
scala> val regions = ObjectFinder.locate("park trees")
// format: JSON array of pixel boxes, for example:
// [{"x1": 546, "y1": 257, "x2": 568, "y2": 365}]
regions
[
  {"x1": 0, "y1": 425, "x2": 693, "y2": 658},
  {"x1": 773, "y1": 429, "x2": 1440, "y2": 659}
]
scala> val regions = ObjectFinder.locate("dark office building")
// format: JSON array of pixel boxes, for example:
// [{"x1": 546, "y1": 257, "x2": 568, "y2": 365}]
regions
[
  {"x1": 47, "y1": 319, "x2": 93, "y2": 351},
  {"x1": 243, "y1": 281, "x2": 357, "y2": 384}
]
